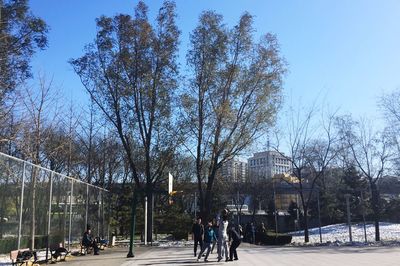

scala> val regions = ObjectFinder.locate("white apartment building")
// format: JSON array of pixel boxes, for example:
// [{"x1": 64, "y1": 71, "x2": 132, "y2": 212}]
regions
[
  {"x1": 248, "y1": 150, "x2": 291, "y2": 180},
  {"x1": 220, "y1": 159, "x2": 248, "y2": 182}
]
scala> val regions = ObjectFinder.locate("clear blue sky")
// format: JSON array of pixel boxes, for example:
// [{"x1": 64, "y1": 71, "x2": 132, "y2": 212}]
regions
[{"x1": 29, "y1": 0, "x2": 400, "y2": 122}]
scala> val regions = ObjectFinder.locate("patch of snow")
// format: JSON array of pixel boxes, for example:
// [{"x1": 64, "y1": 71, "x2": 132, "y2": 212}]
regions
[
  {"x1": 158, "y1": 240, "x2": 194, "y2": 247},
  {"x1": 0, "y1": 255, "x2": 12, "y2": 266},
  {"x1": 289, "y1": 222, "x2": 400, "y2": 245}
]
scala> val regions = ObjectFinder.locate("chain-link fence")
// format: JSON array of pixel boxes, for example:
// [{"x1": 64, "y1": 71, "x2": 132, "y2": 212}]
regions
[{"x1": 0, "y1": 152, "x2": 110, "y2": 254}]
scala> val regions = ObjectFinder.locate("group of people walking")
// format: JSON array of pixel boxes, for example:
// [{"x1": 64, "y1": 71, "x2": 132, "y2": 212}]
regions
[{"x1": 192, "y1": 210, "x2": 242, "y2": 263}]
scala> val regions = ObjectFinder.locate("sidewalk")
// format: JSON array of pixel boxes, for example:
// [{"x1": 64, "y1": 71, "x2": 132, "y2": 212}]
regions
[
  {"x1": 61, "y1": 246, "x2": 146, "y2": 266},
  {"x1": 53, "y1": 243, "x2": 400, "y2": 266}
]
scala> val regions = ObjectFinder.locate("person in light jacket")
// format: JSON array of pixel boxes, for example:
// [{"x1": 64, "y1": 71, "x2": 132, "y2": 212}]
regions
[{"x1": 217, "y1": 210, "x2": 229, "y2": 262}]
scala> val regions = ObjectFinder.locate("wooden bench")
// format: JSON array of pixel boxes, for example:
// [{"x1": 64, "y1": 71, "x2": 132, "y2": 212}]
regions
[{"x1": 10, "y1": 248, "x2": 37, "y2": 266}]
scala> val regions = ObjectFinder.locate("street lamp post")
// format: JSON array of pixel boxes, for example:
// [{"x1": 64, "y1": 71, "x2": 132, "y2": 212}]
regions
[{"x1": 127, "y1": 191, "x2": 137, "y2": 258}]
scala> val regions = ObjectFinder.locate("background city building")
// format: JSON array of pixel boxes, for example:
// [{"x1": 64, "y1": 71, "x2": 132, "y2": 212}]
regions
[
  {"x1": 248, "y1": 151, "x2": 291, "y2": 180},
  {"x1": 220, "y1": 159, "x2": 248, "y2": 182}
]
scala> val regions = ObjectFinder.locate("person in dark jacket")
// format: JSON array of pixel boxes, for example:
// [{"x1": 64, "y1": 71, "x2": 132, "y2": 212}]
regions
[
  {"x1": 228, "y1": 225, "x2": 241, "y2": 261},
  {"x1": 197, "y1": 220, "x2": 217, "y2": 262},
  {"x1": 82, "y1": 227, "x2": 99, "y2": 255},
  {"x1": 192, "y1": 217, "x2": 204, "y2": 257}
]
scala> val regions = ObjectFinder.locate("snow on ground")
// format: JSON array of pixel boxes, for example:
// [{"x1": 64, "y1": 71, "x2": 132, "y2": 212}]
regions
[
  {"x1": 289, "y1": 222, "x2": 400, "y2": 245},
  {"x1": 158, "y1": 240, "x2": 193, "y2": 247}
]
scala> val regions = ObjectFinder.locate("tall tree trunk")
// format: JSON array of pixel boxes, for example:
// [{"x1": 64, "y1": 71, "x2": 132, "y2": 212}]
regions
[
  {"x1": 303, "y1": 205, "x2": 309, "y2": 243},
  {"x1": 370, "y1": 182, "x2": 380, "y2": 241},
  {"x1": 203, "y1": 189, "x2": 213, "y2": 222}
]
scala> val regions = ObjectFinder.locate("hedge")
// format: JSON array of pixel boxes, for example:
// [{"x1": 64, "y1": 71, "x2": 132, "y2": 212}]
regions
[
  {"x1": 255, "y1": 232, "x2": 292, "y2": 245},
  {"x1": 0, "y1": 234, "x2": 64, "y2": 254}
]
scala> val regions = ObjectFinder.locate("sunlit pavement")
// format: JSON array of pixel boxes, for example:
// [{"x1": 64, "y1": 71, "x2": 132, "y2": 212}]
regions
[{"x1": 65, "y1": 243, "x2": 400, "y2": 266}]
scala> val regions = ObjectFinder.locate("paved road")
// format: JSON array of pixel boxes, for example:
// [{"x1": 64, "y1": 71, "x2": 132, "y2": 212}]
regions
[{"x1": 64, "y1": 243, "x2": 400, "y2": 266}]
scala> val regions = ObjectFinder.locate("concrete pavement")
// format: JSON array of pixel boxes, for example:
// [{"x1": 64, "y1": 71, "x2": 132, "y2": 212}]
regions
[{"x1": 63, "y1": 243, "x2": 400, "y2": 266}]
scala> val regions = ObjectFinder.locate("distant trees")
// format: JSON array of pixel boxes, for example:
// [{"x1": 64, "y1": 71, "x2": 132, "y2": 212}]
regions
[
  {"x1": 337, "y1": 116, "x2": 393, "y2": 241},
  {"x1": 0, "y1": 0, "x2": 48, "y2": 95},
  {"x1": 0, "y1": 0, "x2": 48, "y2": 152},
  {"x1": 181, "y1": 10, "x2": 286, "y2": 221},
  {"x1": 274, "y1": 104, "x2": 339, "y2": 242}
]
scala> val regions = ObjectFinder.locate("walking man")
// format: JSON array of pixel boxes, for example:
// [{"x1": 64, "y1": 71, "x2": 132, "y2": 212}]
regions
[
  {"x1": 228, "y1": 225, "x2": 241, "y2": 261},
  {"x1": 192, "y1": 217, "x2": 204, "y2": 257},
  {"x1": 197, "y1": 220, "x2": 217, "y2": 262}
]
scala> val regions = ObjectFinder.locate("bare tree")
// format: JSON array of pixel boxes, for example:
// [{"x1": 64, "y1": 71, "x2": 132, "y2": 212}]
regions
[
  {"x1": 337, "y1": 116, "x2": 392, "y2": 241},
  {"x1": 380, "y1": 90, "x2": 400, "y2": 173},
  {"x1": 274, "y1": 105, "x2": 339, "y2": 242},
  {"x1": 182, "y1": 11, "x2": 286, "y2": 220},
  {"x1": 18, "y1": 74, "x2": 61, "y2": 249}
]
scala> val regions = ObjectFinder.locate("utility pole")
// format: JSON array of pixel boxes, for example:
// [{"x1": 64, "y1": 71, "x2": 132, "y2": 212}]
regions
[
  {"x1": 151, "y1": 195, "x2": 154, "y2": 246},
  {"x1": 144, "y1": 196, "x2": 148, "y2": 245},
  {"x1": 272, "y1": 178, "x2": 278, "y2": 234},
  {"x1": 317, "y1": 191, "x2": 322, "y2": 243},
  {"x1": 345, "y1": 194, "x2": 352, "y2": 242}
]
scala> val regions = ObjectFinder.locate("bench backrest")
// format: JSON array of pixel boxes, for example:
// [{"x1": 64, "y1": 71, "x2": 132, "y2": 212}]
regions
[{"x1": 10, "y1": 248, "x2": 30, "y2": 261}]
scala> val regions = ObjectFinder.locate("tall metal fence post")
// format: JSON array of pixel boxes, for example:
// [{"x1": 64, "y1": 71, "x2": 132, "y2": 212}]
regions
[
  {"x1": 17, "y1": 162, "x2": 26, "y2": 249},
  {"x1": 85, "y1": 184, "x2": 89, "y2": 231},
  {"x1": 107, "y1": 192, "x2": 111, "y2": 242},
  {"x1": 46, "y1": 172, "x2": 54, "y2": 261},
  {"x1": 97, "y1": 191, "x2": 101, "y2": 236},
  {"x1": 345, "y1": 194, "x2": 352, "y2": 242},
  {"x1": 68, "y1": 180, "x2": 74, "y2": 250}
]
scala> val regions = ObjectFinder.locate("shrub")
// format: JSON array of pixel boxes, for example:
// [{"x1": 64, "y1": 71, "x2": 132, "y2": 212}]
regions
[{"x1": 256, "y1": 232, "x2": 292, "y2": 245}]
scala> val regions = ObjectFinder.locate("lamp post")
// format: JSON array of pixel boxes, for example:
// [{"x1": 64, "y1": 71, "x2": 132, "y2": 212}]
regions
[{"x1": 127, "y1": 190, "x2": 137, "y2": 258}]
